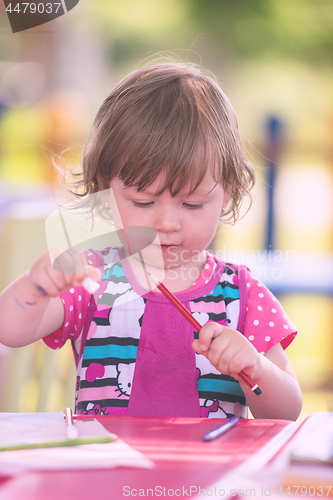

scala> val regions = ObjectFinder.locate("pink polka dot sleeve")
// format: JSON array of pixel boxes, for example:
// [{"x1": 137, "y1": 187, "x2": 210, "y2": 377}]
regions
[
  {"x1": 43, "y1": 285, "x2": 92, "y2": 350},
  {"x1": 243, "y1": 269, "x2": 297, "y2": 354},
  {"x1": 42, "y1": 249, "x2": 101, "y2": 350}
]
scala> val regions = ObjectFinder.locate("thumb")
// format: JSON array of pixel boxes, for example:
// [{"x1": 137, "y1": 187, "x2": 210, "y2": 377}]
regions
[
  {"x1": 86, "y1": 267, "x2": 102, "y2": 282},
  {"x1": 74, "y1": 267, "x2": 102, "y2": 292},
  {"x1": 192, "y1": 339, "x2": 208, "y2": 356}
]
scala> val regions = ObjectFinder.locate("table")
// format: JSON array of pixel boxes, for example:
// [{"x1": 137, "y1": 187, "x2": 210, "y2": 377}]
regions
[{"x1": 0, "y1": 416, "x2": 299, "y2": 500}]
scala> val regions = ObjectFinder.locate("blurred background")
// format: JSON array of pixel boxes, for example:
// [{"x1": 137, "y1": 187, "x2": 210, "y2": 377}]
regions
[{"x1": 0, "y1": 0, "x2": 332, "y2": 420}]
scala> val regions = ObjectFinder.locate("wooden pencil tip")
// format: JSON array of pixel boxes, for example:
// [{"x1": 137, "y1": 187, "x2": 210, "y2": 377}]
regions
[{"x1": 147, "y1": 273, "x2": 160, "y2": 286}]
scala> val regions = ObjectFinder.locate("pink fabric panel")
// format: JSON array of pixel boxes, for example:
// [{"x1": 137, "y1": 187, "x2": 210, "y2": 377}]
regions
[{"x1": 127, "y1": 299, "x2": 200, "y2": 417}]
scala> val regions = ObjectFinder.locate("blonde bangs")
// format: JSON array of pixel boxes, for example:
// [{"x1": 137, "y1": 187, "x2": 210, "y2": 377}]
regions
[
  {"x1": 72, "y1": 62, "x2": 254, "y2": 223},
  {"x1": 119, "y1": 129, "x2": 218, "y2": 198},
  {"x1": 117, "y1": 74, "x2": 223, "y2": 197}
]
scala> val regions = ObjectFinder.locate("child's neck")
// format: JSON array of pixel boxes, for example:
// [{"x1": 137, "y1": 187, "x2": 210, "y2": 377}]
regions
[
  {"x1": 125, "y1": 250, "x2": 208, "y2": 294},
  {"x1": 160, "y1": 257, "x2": 207, "y2": 293}
]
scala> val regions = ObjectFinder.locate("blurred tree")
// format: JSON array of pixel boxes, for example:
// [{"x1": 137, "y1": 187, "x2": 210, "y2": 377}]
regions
[
  {"x1": 188, "y1": 0, "x2": 333, "y2": 65},
  {"x1": 86, "y1": 0, "x2": 193, "y2": 68},
  {"x1": 87, "y1": 0, "x2": 333, "y2": 67}
]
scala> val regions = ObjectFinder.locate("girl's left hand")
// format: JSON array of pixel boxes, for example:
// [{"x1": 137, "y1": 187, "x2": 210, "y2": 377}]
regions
[{"x1": 192, "y1": 322, "x2": 263, "y2": 381}]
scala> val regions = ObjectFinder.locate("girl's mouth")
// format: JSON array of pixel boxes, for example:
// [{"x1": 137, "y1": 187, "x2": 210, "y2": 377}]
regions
[{"x1": 160, "y1": 244, "x2": 178, "y2": 253}]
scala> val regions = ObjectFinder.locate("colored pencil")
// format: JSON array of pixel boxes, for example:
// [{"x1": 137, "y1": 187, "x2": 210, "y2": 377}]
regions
[
  {"x1": 65, "y1": 407, "x2": 79, "y2": 440},
  {"x1": 203, "y1": 416, "x2": 239, "y2": 441},
  {"x1": 149, "y1": 275, "x2": 262, "y2": 396},
  {"x1": 0, "y1": 435, "x2": 112, "y2": 451}
]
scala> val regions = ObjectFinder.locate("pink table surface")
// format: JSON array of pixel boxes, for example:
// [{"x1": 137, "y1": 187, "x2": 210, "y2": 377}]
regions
[{"x1": 0, "y1": 416, "x2": 294, "y2": 500}]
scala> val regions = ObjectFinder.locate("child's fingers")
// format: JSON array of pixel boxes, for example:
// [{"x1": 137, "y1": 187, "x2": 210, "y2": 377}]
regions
[
  {"x1": 52, "y1": 248, "x2": 84, "y2": 274},
  {"x1": 214, "y1": 341, "x2": 259, "y2": 378},
  {"x1": 30, "y1": 248, "x2": 99, "y2": 297},
  {"x1": 205, "y1": 333, "x2": 237, "y2": 370},
  {"x1": 192, "y1": 339, "x2": 201, "y2": 353},
  {"x1": 71, "y1": 261, "x2": 102, "y2": 289},
  {"x1": 31, "y1": 267, "x2": 68, "y2": 297},
  {"x1": 84, "y1": 266, "x2": 102, "y2": 283},
  {"x1": 50, "y1": 248, "x2": 101, "y2": 290},
  {"x1": 227, "y1": 347, "x2": 257, "y2": 377},
  {"x1": 48, "y1": 263, "x2": 101, "y2": 294},
  {"x1": 193, "y1": 323, "x2": 260, "y2": 378},
  {"x1": 193, "y1": 332, "x2": 243, "y2": 376},
  {"x1": 195, "y1": 321, "x2": 225, "y2": 352}
]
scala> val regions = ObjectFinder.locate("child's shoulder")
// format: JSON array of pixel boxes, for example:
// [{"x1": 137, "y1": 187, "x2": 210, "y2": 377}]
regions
[
  {"x1": 209, "y1": 252, "x2": 248, "y2": 269},
  {"x1": 208, "y1": 252, "x2": 250, "y2": 281}
]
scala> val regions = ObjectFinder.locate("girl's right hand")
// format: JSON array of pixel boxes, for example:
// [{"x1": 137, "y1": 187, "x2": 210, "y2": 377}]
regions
[{"x1": 28, "y1": 248, "x2": 101, "y2": 298}]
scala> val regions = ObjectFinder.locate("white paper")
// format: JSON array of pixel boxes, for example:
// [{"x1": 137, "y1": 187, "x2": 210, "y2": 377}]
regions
[
  {"x1": 0, "y1": 412, "x2": 154, "y2": 475},
  {"x1": 0, "y1": 440, "x2": 154, "y2": 476},
  {"x1": 290, "y1": 412, "x2": 333, "y2": 464},
  {"x1": 0, "y1": 412, "x2": 110, "y2": 447}
]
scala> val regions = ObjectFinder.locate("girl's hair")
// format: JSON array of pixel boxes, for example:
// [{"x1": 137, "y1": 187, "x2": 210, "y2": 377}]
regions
[{"x1": 71, "y1": 62, "x2": 255, "y2": 222}]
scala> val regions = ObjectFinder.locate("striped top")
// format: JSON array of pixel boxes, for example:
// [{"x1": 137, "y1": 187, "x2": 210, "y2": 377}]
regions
[{"x1": 44, "y1": 247, "x2": 297, "y2": 419}]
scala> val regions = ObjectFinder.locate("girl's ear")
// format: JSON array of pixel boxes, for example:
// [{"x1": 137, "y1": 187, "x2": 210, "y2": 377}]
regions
[
  {"x1": 96, "y1": 173, "x2": 105, "y2": 191},
  {"x1": 96, "y1": 174, "x2": 111, "y2": 208},
  {"x1": 222, "y1": 183, "x2": 232, "y2": 212}
]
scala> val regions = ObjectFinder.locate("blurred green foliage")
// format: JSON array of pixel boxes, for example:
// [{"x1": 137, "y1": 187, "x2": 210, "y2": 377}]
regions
[
  {"x1": 88, "y1": 0, "x2": 333, "y2": 66},
  {"x1": 188, "y1": 0, "x2": 333, "y2": 63}
]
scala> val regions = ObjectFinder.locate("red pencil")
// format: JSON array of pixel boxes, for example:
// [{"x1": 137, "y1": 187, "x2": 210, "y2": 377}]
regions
[{"x1": 150, "y1": 275, "x2": 262, "y2": 396}]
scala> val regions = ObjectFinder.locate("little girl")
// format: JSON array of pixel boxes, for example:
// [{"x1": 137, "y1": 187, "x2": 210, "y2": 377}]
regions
[{"x1": 0, "y1": 62, "x2": 302, "y2": 420}]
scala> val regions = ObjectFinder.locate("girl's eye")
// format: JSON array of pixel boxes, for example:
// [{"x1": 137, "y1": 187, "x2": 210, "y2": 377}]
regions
[
  {"x1": 183, "y1": 203, "x2": 204, "y2": 210},
  {"x1": 133, "y1": 201, "x2": 153, "y2": 208}
]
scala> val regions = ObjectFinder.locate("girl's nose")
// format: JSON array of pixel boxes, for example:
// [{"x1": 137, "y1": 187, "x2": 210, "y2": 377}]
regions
[{"x1": 153, "y1": 207, "x2": 181, "y2": 233}]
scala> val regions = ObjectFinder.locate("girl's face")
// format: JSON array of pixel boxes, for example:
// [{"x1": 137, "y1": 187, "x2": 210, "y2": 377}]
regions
[{"x1": 107, "y1": 170, "x2": 229, "y2": 281}]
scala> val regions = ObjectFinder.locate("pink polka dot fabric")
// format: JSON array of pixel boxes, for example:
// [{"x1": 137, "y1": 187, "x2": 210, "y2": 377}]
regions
[
  {"x1": 42, "y1": 249, "x2": 102, "y2": 351},
  {"x1": 243, "y1": 270, "x2": 297, "y2": 354},
  {"x1": 43, "y1": 285, "x2": 92, "y2": 351}
]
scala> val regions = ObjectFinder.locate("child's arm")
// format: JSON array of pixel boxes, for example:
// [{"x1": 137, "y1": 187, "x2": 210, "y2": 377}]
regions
[
  {"x1": 193, "y1": 323, "x2": 303, "y2": 421},
  {"x1": 0, "y1": 249, "x2": 100, "y2": 348}
]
